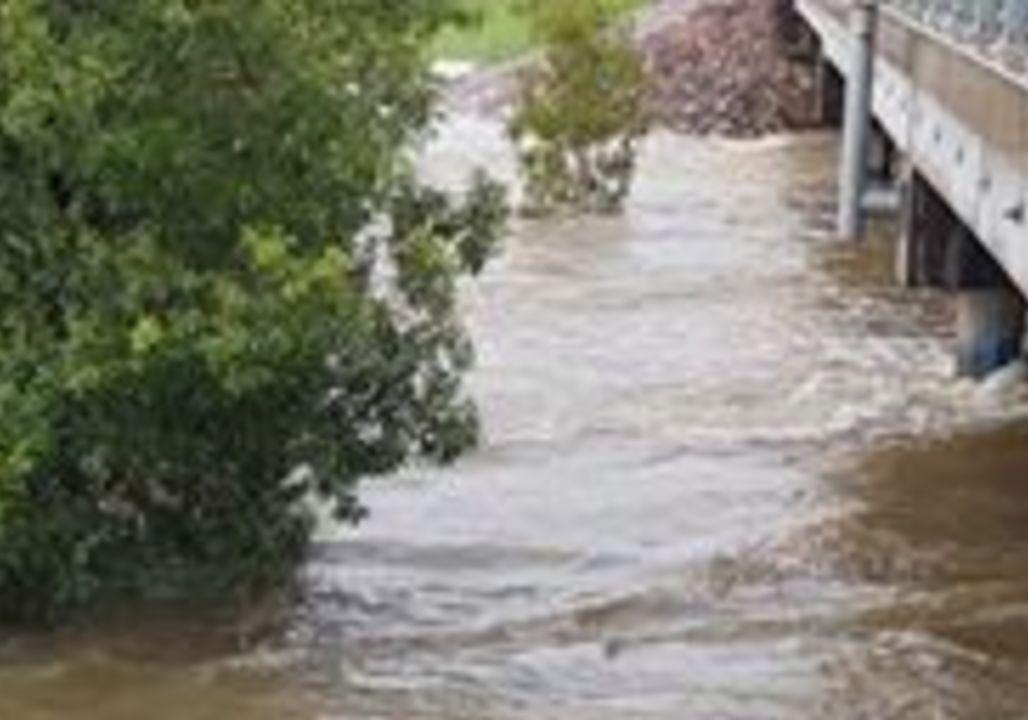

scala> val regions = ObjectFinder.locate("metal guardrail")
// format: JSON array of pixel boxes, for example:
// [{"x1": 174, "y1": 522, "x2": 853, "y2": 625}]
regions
[{"x1": 885, "y1": 0, "x2": 1028, "y2": 68}]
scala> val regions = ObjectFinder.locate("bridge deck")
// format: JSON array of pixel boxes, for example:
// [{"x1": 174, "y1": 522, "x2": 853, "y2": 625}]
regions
[{"x1": 797, "y1": 0, "x2": 1028, "y2": 294}]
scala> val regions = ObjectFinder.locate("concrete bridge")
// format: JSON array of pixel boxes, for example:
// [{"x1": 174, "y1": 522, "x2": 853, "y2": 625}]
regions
[{"x1": 785, "y1": 0, "x2": 1028, "y2": 377}]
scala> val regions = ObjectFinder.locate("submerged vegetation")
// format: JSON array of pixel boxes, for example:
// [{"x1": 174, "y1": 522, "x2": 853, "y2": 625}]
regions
[
  {"x1": 0, "y1": 0, "x2": 505, "y2": 623},
  {"x1": 510, "y1": 0, "x2": 650, "y2": 215}
]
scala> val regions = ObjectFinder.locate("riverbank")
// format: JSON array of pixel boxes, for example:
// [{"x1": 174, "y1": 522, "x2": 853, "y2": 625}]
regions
[
  {"x1": 445, "y1": 0, "x2": 816, "y2": 137},
  {"x1": 642, "y1": 0, "x2": 816, "y2": 136}
]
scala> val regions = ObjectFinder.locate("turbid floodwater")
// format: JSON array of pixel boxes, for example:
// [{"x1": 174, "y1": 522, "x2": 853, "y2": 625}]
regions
[{"x1": 5, "y1": 114, "x2": 1028, "y2": 719}]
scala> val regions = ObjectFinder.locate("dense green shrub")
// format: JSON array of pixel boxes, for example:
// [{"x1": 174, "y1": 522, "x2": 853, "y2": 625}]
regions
[
  {"x1": 510, "y1": 0, "x2": 649, "y2": 215},
  {"x1": 0, "y1": 0, "x2": 505, "y2": 622}
]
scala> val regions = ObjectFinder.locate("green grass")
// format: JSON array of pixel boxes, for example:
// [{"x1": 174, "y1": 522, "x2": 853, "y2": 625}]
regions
[
  {"x1": 434, "y1": 1, "x2": 532, "y2": 63},
  {"x1": 434, "y1": 0, "x2": 646, "y2": 64}
]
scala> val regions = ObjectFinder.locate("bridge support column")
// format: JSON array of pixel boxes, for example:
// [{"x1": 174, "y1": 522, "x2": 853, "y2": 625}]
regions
[
  {"x1": 814, "y1": 55, "x2": 844, "y2": 126},
  {"x1": 867, "y1": 122, "x2": 895, "y2": 180},
  {"x1": 948, "y1": 228, "x2": 1026, "y2": 378},
  {"x1": 895, "y1": 164, "x2": 919, "y2": 287},
  {"x1": 956, "y1": 287, "x2": 1025, "y2": 379},
  {"x1": 895, "y1": 172, "x2": 1026, "y2": 378},
  {"x1": 896, "y1": 170, "x2": 946, "y2": 287},
  {"x1": 837, "y1": 0, "x2": 878, "y2": 240}
]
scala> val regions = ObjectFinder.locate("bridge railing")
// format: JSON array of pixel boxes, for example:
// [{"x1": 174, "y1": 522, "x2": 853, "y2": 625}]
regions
[{"x1": 882, "y1": 0, "x2": 1028, "y2": 72}]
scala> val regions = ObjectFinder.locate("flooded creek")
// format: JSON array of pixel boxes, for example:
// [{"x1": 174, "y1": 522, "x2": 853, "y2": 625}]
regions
[{"x1": 5, "y1": 118, "x2": 1028, "y2": 719}]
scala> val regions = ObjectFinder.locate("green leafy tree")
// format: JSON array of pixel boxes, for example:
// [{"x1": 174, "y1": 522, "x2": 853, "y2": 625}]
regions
[
  {"x1": 510, "y1": 0, "x2": 649, "y2": 215},
  {"x1": 0, "y1": 0, "x2": 506, "y2": 622}
]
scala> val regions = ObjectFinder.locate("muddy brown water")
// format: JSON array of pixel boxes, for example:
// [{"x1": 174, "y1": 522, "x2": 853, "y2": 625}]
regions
[{"x1": 5, "y1": 117, "x2": 1028, "y2": 719}]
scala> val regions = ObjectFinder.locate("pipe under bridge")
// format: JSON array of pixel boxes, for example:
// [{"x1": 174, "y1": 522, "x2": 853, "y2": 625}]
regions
[{"x1": 786, "y1": 0, "x2": 1028, "y2": 378}]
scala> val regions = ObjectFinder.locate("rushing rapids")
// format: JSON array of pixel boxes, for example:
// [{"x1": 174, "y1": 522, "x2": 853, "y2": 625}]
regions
[{"x1": 4, "y1": 115, "x2": 1028, "y2": 720}]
